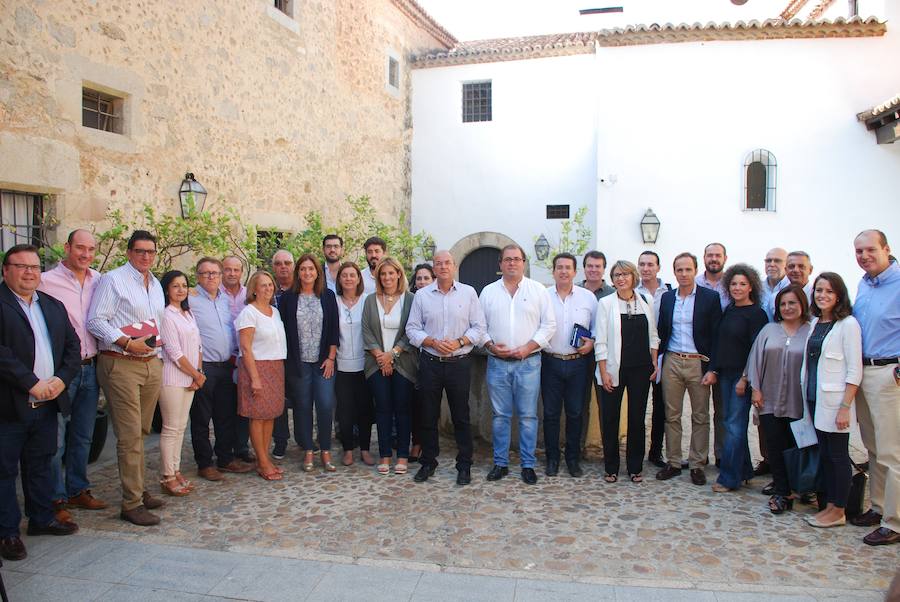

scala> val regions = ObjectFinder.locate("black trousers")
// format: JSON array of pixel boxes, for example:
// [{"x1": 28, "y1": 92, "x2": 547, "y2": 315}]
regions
[
  {"x1": 273, "y1": 394, "x2": 302, "y2": 451},
  {"x1": 600, "y1": 364, "x2": 652, "y2": 476},
  {"x1": 418, "y1": 354, "x2": 473, "y2": 469},
  {"x1": 411, "y1": 385, "x2": 425, "y2": 449},
  {"x1": 335, "y1": 371, "x2": 374, "y2": 452},
  {"x1": 759, "y1": 413, "x2": 795, "y2": 496},
  {"x1": 190, "y1": 362, "x2": 237, "y2": 469},
  {"x1": 816, "y1": 428, "x2": 851, "y2": 508},
  {"x1": 648, "y1": 380, "x2": 665, "y2": 460}
]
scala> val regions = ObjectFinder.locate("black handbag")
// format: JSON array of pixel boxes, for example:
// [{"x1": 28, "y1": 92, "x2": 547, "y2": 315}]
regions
[
  {"x1": 845, "y1": 461, "x2": 869, "y2": 519},
  {"x1": 783, "y1": 445, "x2": 825, "y2": 494}
]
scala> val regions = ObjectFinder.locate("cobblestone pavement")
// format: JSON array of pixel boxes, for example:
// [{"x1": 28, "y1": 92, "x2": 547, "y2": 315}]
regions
[{"x1": 5, "y1": 420, "x2": 894, "y2": 600}]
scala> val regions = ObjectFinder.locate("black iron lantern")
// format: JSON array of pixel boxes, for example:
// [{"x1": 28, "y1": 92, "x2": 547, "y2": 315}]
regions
[
  {"x1": 534, "y1": 234, "x2": 550, "y2": 261},
  {"x1": 640, "y1": 208, "x2": 660, "y2": 244},
  {"x1": 179, "y1": 173, "x2": 207, "y2": 218}
]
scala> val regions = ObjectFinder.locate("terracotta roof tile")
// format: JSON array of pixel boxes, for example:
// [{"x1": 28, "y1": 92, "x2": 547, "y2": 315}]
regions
[
  {"x1": 857, "y1": 93, "x2": 900, "y2": 123},
  {"x1": 412, "y1": 16, "x2": 886, "y2": 68},
  {"x1": 390, "y1": 0, "x2": 457, "y2": 49},
  {"x1": 780, "y1": 0, "x2": 811, "y2": 20}
]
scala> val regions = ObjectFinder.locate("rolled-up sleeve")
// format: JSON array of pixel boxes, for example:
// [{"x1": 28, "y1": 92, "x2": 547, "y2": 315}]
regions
[
  {"x1": 160, "y1": 313, "x2": 184, "y2": 363},
  {"x1": 405, "y1": 293, "x2": 427, "y2": 349},
  {"x1": 87, "y1": 275, "x2": 124, "y2": 346},
  {"x1": 531, "y1": 286, "x2": 556, "y2": 349},
  {"x1": 464, "y1": 291, "x2": 487, "y2": 347}
]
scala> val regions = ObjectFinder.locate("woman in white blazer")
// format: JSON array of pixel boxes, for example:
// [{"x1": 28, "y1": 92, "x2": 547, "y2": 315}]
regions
[
  {"x1": 800, "y1": 272, "x2": 862, "y2": 529},
  {"x1": 596, "y1": 260, "x2": 660, "y2": 483}
]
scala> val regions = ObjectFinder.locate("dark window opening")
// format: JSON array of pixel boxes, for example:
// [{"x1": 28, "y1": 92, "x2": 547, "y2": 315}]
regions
[
  {"x1": 546, "y1": 204, "x2": 570, "y2": 219},
  {"x1": 462, "y1": 81, "x2": 492, "y2": 123},
  {"x1": 82, "y1": 87, "x2": 123, "y2": 134},
  {"x1": 388, "y1": 56, "x2": 400, "y2": 89},
  {"x1": 0, "y1": 190, "x2": 44, "y2": 254},
  {"x1": 743, "y1": 148, "x2": 777, "y2": 211}
]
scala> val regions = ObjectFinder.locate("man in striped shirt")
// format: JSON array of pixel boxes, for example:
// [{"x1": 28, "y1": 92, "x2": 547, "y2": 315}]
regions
[{"x1": 87, "y1": 230, "x2": 166, "y2": 526}]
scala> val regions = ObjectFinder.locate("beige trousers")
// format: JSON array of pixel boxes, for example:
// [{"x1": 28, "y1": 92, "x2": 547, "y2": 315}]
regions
[
  {"x1": 158, "y1": 385, "x2": 195, "y2": 477},
  {"x1": 97, "y1": 354, "x2": 162, "y2": 511},
  {"x1": 855, "y1": 364, "x2": 900, "y2": 532},
  {"x1": 662, "y1": 354, "x2": 710, "y2": 470}
]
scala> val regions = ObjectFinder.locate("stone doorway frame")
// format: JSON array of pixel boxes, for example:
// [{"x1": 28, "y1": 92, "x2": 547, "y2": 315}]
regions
[{"x1": 449, "y1": 231, "x2": 531, "y2": 278}]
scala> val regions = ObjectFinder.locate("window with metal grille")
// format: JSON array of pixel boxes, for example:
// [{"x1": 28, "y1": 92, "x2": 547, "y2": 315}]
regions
[
  {"x1": 82, "y1": 87, "x2": 123, "y2": 134},
  {"x1": 462, "y1": 81, "x2": 492, "y2": 123},
  {"x1": 256, "y1": 230, "x2": 285, "y2": 263},
  {"x1": 743, "y1": 149, "x2": 776, "y2": 211},
  {"x1": 546, "y1": 204, "x2": 570, "y2": 219},
  {"x1": 387, "y1": 56, "x2": 400, "y2": 90},
  {"x1": 274, "y1": 0, "x2": 292, "y2": 16},
  {"x1": 0, "y1": 190, "x2": 44, "y2": 253}
]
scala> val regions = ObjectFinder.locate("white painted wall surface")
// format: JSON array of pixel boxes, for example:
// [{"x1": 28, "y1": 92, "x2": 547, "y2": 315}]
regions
[
  {"x1": 411, "y1": 54, "x2": 599, "y2": 281},
  {"x1": 594, "y1": 27, "x2": 900, "y2": 292}
]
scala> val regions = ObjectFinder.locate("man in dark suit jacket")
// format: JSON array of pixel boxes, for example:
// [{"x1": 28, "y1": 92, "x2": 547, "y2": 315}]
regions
[
  {"x1": 655, "y1": 252, "x2": 722, "y2": 486},
  {"x1": 0, "y1": 244, "x2": 81, "y2": 561}
]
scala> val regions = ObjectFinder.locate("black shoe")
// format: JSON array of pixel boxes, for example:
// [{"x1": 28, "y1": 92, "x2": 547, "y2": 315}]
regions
[
  {"x1": 26, "y1": 519, "x2": 79, "y2": 536},
  {"x1": 272, "y1": 444, "x2": 287, "y2": 460},
  {"x1": 456, "y1": 466, "x2": 471, "y2": 486},
  {"x1": 414, "y1": 463, "x2": 436, "y2": 483},
  {"x1": 850, "y1": 509, "x2": 883, "y2": 527},
  {"x1": 567, "y1": 461, "x2": 584, "y2": 478},
  {"x1": 486, "y1": 465, "x2": 509, "y2": 481},
  {"x1": 690, "y1": 468, "x2": 707, "y2": 486},
  {"x1": 753, "y1": 460, "x2": 771, "y2": 476},
  {"x1": 656, "y1": 465, "x2": 682, "y2": 481},
  {"x1": 714, "y1": 459, "x2": 721, "y2": 468},
  {"x1": 680, "y1": 460, "x2": 689, "y2": 470},
  {"x1": 521, "y1": 468, "x2": 538, "y2": 485},
  {"x1": 761, "y1": 481, "x2": 776, "y2": 495},
  {"x1": 0, "y1": 535, "x2": 26, "y2": 560},
  {"x1": 545, "y1": 458, "x2": 559, "y2": 477},
  {"x1": 648, "y1": 454, "x2": 667, "y2": 469}
]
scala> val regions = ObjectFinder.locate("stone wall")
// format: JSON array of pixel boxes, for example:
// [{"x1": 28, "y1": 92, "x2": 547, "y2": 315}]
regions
[{"x1": 0, "y1": 0, "x2": 451, "y2": 239}]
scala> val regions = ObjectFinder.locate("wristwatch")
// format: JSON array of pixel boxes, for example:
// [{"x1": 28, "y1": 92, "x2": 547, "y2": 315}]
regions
[{"x1": 457, "y1": 337, "x2": 466, "y2": 348}]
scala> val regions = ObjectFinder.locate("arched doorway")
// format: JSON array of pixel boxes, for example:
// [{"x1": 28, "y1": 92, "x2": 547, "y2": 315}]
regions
[{"x1": 459, "y1": 247, "x2": 500, "y2": 294}]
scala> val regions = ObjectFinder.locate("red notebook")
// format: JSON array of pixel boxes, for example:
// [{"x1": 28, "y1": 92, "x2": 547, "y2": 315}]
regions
[{"x1": 120, "y1": 319, "x2": 161, "y2": 346}]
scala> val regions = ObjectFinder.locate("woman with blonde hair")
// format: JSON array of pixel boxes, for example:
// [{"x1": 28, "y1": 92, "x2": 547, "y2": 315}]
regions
[{"x1": 361, "y1": 257, "x2": 418, "y2": 475}]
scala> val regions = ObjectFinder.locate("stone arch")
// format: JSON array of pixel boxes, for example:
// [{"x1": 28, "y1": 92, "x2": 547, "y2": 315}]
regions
[{"x1": 448, "y1": 231, "x2": 531, "y2": 278}]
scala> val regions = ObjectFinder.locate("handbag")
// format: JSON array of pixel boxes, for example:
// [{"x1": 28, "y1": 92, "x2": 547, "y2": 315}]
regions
[
  {"x1": 789, "y1": 399, "x2": 818, "y2": 449},
  {"x1": 845, "y1": 461, "x2": 869, "y2": 519},
  {"x1": 783, "y1": 445, "x2": 825, "y2": 494}
]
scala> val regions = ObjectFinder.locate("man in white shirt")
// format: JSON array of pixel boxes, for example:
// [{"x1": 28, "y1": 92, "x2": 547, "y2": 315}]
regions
[
  {"x1": 480, "y1": 244, "x2": 555, "y2": 485},
  {"x1": 761, "y1": 247, "x2": 789, "y2": 321},
  {"x1": 541, "y1": 253, "x2": 596, "y2": 478},
  {"x1": 361, "y1": 236, "x2": 386, "y2": 295}
]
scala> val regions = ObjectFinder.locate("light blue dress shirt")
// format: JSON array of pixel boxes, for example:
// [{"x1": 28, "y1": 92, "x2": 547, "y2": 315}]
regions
[
  {"x1": 190, "y1": 286, "x2": 237, "y2": 362},
  {"x1": 668, "y1": 286, "x2": 698, "y2": 354},
  {"x1": 854, "y1": 260, "x2": 900, "y2": 359},
  {"x1": 14, "y1": 292, "x2": 55, "y2": 402}
]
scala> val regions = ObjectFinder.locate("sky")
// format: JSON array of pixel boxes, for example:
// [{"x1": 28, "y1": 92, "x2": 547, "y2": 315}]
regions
[{"x1": 417, "y1": 0, "x2": 836, "y2": 41}]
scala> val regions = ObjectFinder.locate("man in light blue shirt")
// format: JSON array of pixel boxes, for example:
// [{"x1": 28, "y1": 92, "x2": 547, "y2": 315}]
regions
[
  {"x1": 761, "y1": 247, "x2": 789, "y2": 321},
  {"x1": 850, "y1": 230, "x2": 900, "y2": 546}
]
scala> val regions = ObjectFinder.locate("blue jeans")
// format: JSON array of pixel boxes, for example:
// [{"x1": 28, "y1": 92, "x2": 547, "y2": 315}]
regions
[
  {"x1": 367, "y1": 371, "x2": 413, "y2": 459},
  {"x1": 486, "y1": 354, "x2": 541, "y2": 468},
  {"x1": 287, "y1": 361, "x2": 337, "y2": 451},
  {"x1": 0, "y1": 404, "x2": 57, "y2": 536},
  {"x1": 540, "y1": 354, "x2": 591, "y2": 465},
  {"x1": 50, "y1": 363, "x2": 100, "y2": 500},
  {"x1": 716, "y1": 371, "x2": 753, "y2": 489}
]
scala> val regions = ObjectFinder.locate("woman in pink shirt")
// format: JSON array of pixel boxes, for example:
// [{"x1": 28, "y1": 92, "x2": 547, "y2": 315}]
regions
[{"x1": 158, "y1": 270, "x2": 205, "y2": 496}]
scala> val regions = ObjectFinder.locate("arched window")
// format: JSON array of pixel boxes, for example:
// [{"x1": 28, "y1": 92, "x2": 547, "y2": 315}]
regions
[{"x1": 743, "y1": 149, "x2": 776, "y2": 211}]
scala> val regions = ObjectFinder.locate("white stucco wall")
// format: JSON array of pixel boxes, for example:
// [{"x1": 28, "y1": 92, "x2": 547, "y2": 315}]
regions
[{"x1": 411, "y1": 53, "x2": 599, "y2": 281}]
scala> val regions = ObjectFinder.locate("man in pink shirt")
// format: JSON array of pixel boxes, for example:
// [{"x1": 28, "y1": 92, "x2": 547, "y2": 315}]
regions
[
  {"x1": 220, "y1": 256, "x2": 247, "y2": 322},
  {"x1": 38, "y1": 229, "x2": 108, "y2": 519}
]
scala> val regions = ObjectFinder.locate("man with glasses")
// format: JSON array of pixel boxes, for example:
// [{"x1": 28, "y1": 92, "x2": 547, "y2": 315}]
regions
[
  {"x1": 480, "y1": 244, "x2": 555, "y2": 485},
  {"x1": 88, "y1": 230, "x2": 166, "y2": 526},
  {"x1": 271, "y1": 249, "x2": 300, "y2": 459},
  {"x1": 761, "y1": 248, "x2": 789, "y2": 321},
  {"x1": 189, "y1": 258, "x2": 254, "y2": 481},
  {"x1": 38, "y1": 230, "x2": 109, "y2": 521},
  {"x1": 406, "y1": 250, "x2": 486, "y2": 485},
  {"x1": 0, "y1": 244, "x2": 81, "y2": 561},
  {"x1": 322, "y1": 235, "x2": 344, "y2": 293},
  {"x1": 271, "y1": 249, "x2": 295, "y2": 308}
]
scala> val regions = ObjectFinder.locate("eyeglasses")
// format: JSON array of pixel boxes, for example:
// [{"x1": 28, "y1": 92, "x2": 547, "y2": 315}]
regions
[
  {"x1": 131, "y1": 249, "x2": 157, "y2": 256},
  {"x1": 611, "y1": 273, "x2": 630, "y2": 280},
  {"x1": 197, "y1": 271, "x2": 222, "y2": 278},
  {"x1": 764, "y1": 258, "x2": 784, "y2": 263},
  {"x1": 7, "y1": 263, "x2": 41, "y2": 272},
  {"x1": 501, "y1": 257, "x2": 524, "y2": 264}
]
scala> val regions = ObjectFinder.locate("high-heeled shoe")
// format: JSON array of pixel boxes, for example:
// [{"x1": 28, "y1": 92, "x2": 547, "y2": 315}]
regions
[
  {"x1": 174, "y1": 471, "x2": 194, "y2": 491},
  {"x1": 321, "y1": 452, "x2": 336, "y2": 472},
  {"x1": 160, "y1": 476, "x2": 190, "y2": 496},
  {"x1": 302, "y1": 452, "x2": 315, "y2": 472}
]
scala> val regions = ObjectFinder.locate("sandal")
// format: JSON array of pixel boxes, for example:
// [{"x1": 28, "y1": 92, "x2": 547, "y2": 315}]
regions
[
  {"x1": 302, "y1": 452, "x2": 315, "y2": 473},
  {"x1": 711, "y1": 483, "x2": 733, "y2": 493},
  {"x1": 160, "y1": 476, "x2": 190, "y2": 496},
  {"x1": 377, "y1": 462, "x2": 391, "y2": 475},
  {"x1": 604, "y1": 474, "x2": 618, "y2": 483},
  {"x1": 257, "y1": 467, "x2": 283, "y2": 481},
  {"x1": 321, "y1": 452, "x2": 336, "y2": 473},
  {"x1": 394, "y1": 461, "x2": 408, "y2": 475},
  {"x1": 174, "y1": 471, "x2": 194, "y2": 491},
  {"x1": 768, "y1": 494, "x2": 794, "y2": 514},
  {"x1": 630, "y1": 473, "x2": 643, "y2": 483}
]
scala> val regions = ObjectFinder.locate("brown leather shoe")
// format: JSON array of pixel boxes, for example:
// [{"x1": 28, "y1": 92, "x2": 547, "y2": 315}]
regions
[
  {"x1": 690, "y1": 468, "x2": 707, "y2": 486},
  {"x1": 120, "y1": 505, "x2": 160, "y2": 526},
  {"x1": 141, "y1": 491, "x2": 165, "y2": 510},
  {"x1": 218, "y1": 459, "x2": 254, "y2": 474},
  {"x1": 198, "y1": 466, "x2": 225, "y2": 481},
  {"x1": 53, "y1": 500, "x2": 73, "y2": 524},
  {"x1": 849, "y1": 509, "x2": 882, "y2": 527},
  {"x1": 67, "y1": 490, "x2": 108, "y2": 510},
  {"x1": 655, "y1": 465, "x2": 682, "y2": 481},
  {"x1": 0, "y1": 535, "x2": 27, "y2": 561},
  {"x1": 27, "y1": 519, "x2": 79, "y2": 536},
  {"x1": 863, "y1": 526, "x2": 900, "y2": 546}
]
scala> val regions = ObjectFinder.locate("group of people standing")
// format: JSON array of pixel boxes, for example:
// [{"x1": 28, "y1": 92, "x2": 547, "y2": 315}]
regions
[{"x1": 0, "y1": 227, "x2": 897, "y2": 563}]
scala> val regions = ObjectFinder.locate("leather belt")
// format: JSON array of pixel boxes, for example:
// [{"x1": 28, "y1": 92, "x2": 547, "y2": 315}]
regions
[
  {"x1": 862, "y1": 357, "x2": 898, "y2": 366},
  {"x1": 100, "y1": 350, "x2": 157, "y2": 363},
  {"x1": 543, "y1": 352, "x2": 586, "y2": 361},
  {"x1": 670, "y1": 351, "x2": 710, "y2": 362},
  {"x1": 29, "y1": 400, "x2": 48, "y2": 409},
  {"x1": 81, "y1": 356, "x2": 96, "y2": 366},
  {"x1": 491, "y1": 353, "x2": 540, "y2": 362},
  {"x1": 203, "y1": 360, "x2": 233, "y2": 368},
  {"x1": 422, "y1": 352, "x2": 469, "y2": 363}
]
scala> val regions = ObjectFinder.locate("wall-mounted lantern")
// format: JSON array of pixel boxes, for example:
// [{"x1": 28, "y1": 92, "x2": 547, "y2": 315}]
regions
[
  {"x1": 179, "y1": 172, "x2": 208, "y2": 218},
  {"x1": 640, "y1": 208, "x2": 660, "y2": 244}
]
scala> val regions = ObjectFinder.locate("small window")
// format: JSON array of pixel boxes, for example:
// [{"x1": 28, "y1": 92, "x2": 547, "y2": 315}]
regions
[
  {"x1": 82, "y1": 87, "x2": 124, "y2": 134},
  {"x1": 274, "y1": 0, "x2": 292, "y2": 16},
  {"x1": 0, "y1": 190, "x2": 44, "y2": 253},
  {"x1": 462, "y1": 81, "x2": 492, "y2": 123},
  {"x1": 743, "y1": 149, "x2": 776, "y2": 211},
  {"x1": 387, "y1": 56, "x2": 400, "y2": 89},
  {"x1": 546, "y1": 204, "x2": 570, "y2": 219}
]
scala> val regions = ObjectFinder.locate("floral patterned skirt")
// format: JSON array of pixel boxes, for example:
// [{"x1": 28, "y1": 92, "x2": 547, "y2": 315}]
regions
[{"x1": 237, "y1": 359, "x2": 285, "y2": 419}]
